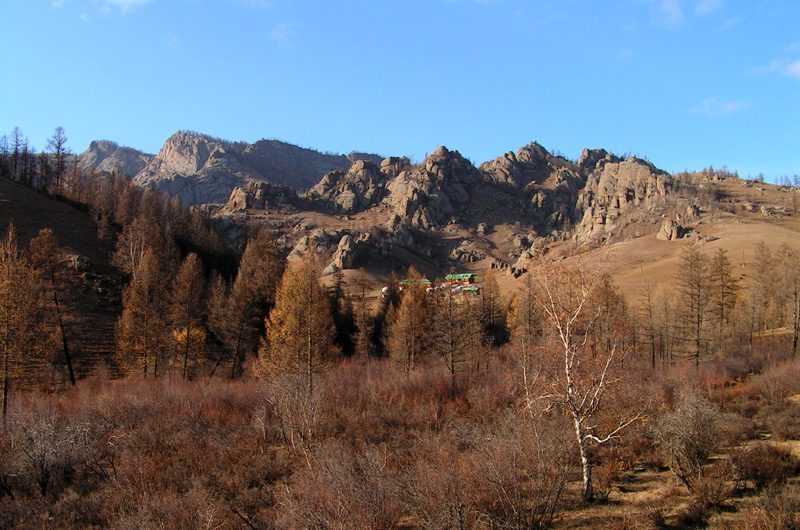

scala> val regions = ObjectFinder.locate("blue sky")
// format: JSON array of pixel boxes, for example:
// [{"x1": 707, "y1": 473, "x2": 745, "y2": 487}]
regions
[{"x1": 2, "y1": 0, "x2": 798, "y2": 180}]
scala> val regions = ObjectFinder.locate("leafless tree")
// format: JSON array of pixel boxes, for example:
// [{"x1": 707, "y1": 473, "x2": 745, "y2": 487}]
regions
[{"x1": 531, "y1": 259, "x2": 643, "y2": 502}]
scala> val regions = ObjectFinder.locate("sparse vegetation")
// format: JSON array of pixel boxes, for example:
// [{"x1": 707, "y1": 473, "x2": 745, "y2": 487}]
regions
[{"x1": 1, "y1": 127, "x2": 800, "y2": 528}]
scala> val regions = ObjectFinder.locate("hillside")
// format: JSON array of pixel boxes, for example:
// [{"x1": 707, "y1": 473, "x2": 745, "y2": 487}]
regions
[
  {"x1": 213, "y1": 141, "x2": 800, "y2": 308},
  {"x1": 0, "y1": 177, "x2": 122, "y2": 379}
]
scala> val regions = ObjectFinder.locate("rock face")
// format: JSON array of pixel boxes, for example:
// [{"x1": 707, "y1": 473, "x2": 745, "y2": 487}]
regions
[
  {"x1": 305, "y1": 160, "x2": 391, "y2": 213},
  {"x1": 125, "y1": 132, "x2": 381, "y2": 206},
  {"x1": 78, "y1": 140, "x2": 153, "y2": 178},
  {"x1": 575, "y1": 157, "x2": 673, "y2": 241},
  {"x1": 387, "y1": 146, "x2": 483, "y2": 229},
  {"x1": 480, "y1": 143, "x2": 587, "y2": 232},
  {"x1": 224, "y1": 181, "x2": 300, "y2": 211}
]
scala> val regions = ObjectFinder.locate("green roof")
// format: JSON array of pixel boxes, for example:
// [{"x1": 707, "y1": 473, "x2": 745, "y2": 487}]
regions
[
  {"x1": 445, "y1": 273, "x2": 474, "y2": 280},
  {"x1": 399, "y1": 278, "x2": 432, "y2": 286}
]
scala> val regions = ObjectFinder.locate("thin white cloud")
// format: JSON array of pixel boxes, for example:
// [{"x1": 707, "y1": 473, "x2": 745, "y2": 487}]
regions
[
  {"x1": 721, "y1": 16, "x2": 742, "y2": 30},
  {"x1": 617, "y1": 49, "x2": 634, "y2": 60},
  {"x1": 236, "y1": 0, "x2": 274, "y2": 7},
  {"x1": 268, "y1": 22, "x2": 297, "y2": 49},
  {"x1": 95, "y1": 0, "x2": 152, "y2": 12},
  {"x1": 80, "y1": 10, "x2": 89, "y2": 21},
  {"x1": 691, "y1": 97, "x2": 750, "y2": 117},
  {"x1": 167, "y1": 33, "x2": 181, "y2": 49},
  {"x1": 52, "y1": 0, "x2": 69, "y2": 7},
  {"x1": 763, "y1": 58, "x2": 800, "y2": 80},
  {"x1": 694, "y1": 0, "x2": 723, "y2": 15},
  {"x1": 647, "y1": 0, "x2": 685, "y2": 29}
]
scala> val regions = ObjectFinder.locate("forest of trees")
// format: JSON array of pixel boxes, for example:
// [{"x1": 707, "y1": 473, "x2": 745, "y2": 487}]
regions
[{"x1": 0, "y1": 126, "x2": 799, "y2": 529}]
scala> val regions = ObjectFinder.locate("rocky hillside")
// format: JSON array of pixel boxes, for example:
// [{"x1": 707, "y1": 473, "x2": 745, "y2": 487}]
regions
[
  {"x1": 77, "y1": 140, "x2": 153, "y2": 178},
  {"x1": 77, "y1": 131, "x2": 797, "y2": 297},
  {"x1": 78, "y1": 132, "x2": 383, "y2": 206},
  {"x1": 215, "y1": 140, "x2": 731, "y2": 283}
]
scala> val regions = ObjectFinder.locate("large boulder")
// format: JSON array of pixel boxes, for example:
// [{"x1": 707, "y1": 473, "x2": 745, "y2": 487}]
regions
[
  {"x1": 656, "y1": 218, "x2": 684, "y2": 240},
  {"x1": 224, "y1": 181, "x2": 300, "y2": 211}
]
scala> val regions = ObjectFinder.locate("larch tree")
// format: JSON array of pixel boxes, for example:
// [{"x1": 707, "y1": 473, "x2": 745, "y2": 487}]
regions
[
  {"x1": 1, "y1": 224, "x2": 47, "y2": 421},
  {"x1": 385, "y1": 267, "x2": 431, "y2": 377},
  {"x1": 480, "y1": 268, "x2": 505, "y2": 344},
  {"x1": 29, "y1": 228, "x2": 75, "y2": 386},
  {"x1": 532, "y1": 259, "x2": 642, "y2": 503},
  {"x1": 210, "y1": 229, "x2": 284, "y2": 379},
  {"x1": 351, "y1": 269, "x2": 374, "y2": 359},
  {"x1": 507, "y1": 273, "x2": 542, "y2": 419},
  {"x1": 750, "y1": 241, "x2": 777, "y2": 331},
  {"x1": 675, "y1": 245, "x2": 709, "y2": 368},
  {"x1": 46, "y1": 126, "x2": 69, "y2": 194},
  {"x1": 431, "y1": 287, "x2": 480, "y2": 395},
  {"x1": 777, "y1": 245, "x2": 800, "y2": 357},
  {"x1": 256, "y1": 259, "x2": 337, "y2": 396},
  {"x1": 116, "y1": 248, "x2": 170, "y2": 377},
  {"x1": 707, "y1": 247, "x2": 740, "y2": 349},
  {"x1": 170, "y1": 253, "x2": 206, "y2": 379},
  {"x1": 638, "y1": 281, "x2": 659, "y2": 369}
]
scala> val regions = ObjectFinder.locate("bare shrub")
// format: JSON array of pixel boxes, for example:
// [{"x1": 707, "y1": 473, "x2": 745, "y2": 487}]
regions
[
  {"x1": 398, "y1": 432, "x2": 479, "y2": 530},
  {"x1": 732, "y1": 443, "x2": 799, "y2": 491},
  {"x1": 654, "y1": 386, "x2": 721, "y2": 491},
  {"x1": 275, "y1": 439, "x2": 401, "y2": 530},
  {"x1": 592, "y1": 458, "x2": 622, "y2": 503},
  {"x1": 752, "y1": 359, "x2": 800, "y2": 402},
  {"x1": 472, "y1": 418, "x2": 571, "y2": 530},
  {"x1": 765, "y1": 403, "x2": 800, "y2": 440},
  {"x1": 716, "y1": 484, "x2": 800, "y2": 530},
  {"x1": 717, "y1": 411, "x2": 757, "y2": 448},
  {"x1": 8, "y1": 401, "x2": 83, "y2": 498}
]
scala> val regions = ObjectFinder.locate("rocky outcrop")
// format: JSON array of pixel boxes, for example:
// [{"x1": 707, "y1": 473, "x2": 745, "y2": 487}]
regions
[
  {"x1": 305, "y1": 160, "x2": 390, "y2": 213},
  {"x1": 224, "y1": 181, "x2": 300, "y2": 211},
  {"x1": 380, "y1": 156, "x2": 411, "y2": 177},
  {"x1": 656, "y1": 219, "x2": 684, "y2": 240},
  {"x1": 479, "y1": 142, "x2": 555, "y2": 192},
  {"x1": 386, "y1": 146, "x2": 482, "y2": 229},
  {"x1": 78, "y1": 140, "x2": 153, "y2": 178},
  {"x1": 575, "y1": 157, "x2": 672, "y2": 241},
  {"x1": 131, "y1": 132, "x2": 381, "y2": 206},
  {"x1": 480, "y1": 143, "x2": 587, "y2": 233}
]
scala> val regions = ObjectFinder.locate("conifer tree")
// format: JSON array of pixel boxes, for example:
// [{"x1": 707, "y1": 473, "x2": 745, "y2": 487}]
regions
[
  {"x1": 29, "y1": 228, "x2": 75, "y2": 386},
  {"x1": 778, "y1": 245, "x2": 800, "y2": 357},
  {"x1": 351, "y1": 269, "x2": 374, "y2": 359},
  {"x1": 431, "y1": 287, "x2": 480, "y2": 394},
  {"x1": 256, "y1": 259, "x2": 337, "y2": 395},
  {"x1": 385, "y1": 267, "x2": 430, "y2": 376},
  {"x1": 211, "y1": 229, "x2": 284, "y2": 379},
  {"x1": 707, "y1": 247, "x2": 739, "y2": 348},
  {"x1": 480, "y1": 268, "x2": 505, "y2": 344},
  {"x1": 116, "y1": 248, "x2": 170, "y2": 377},
  {"x1": 1, "y1": 224, "x2": 46, "y2": 421},
  {"x1": 675, "y1": 246, "x2": 708, "y2": 368},
  {"x1": 170, "y1": 253, "x2": 206, "y2": 379}
]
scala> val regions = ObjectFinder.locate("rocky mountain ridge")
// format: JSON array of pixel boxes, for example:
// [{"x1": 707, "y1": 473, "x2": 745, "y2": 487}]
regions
[
  {"x1": 218, "y1": 140, "x2": 720, "y2": 279},
  {"x1": 79, "y1": 130, "x2": 762, "y2": 281},
  {"x1": 78, "y1": 132, "x2": 383, "y2": 206}
]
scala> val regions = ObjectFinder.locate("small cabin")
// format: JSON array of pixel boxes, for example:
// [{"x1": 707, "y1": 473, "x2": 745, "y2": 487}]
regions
[
  {"x1": 399, "y1": 278, "x2": 432, "y2": 291},
  {"x1": 444, "y1": 273, "x2": 474, "y2": 287}
]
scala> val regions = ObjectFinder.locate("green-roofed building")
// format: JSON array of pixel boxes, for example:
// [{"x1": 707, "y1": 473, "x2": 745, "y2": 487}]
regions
[
  {"x1": 444, "y1": 273, "x2": 474, "y2": 286},
  {"x1": 399, "y1": 278, "x2": 432, "y2": 287}
]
